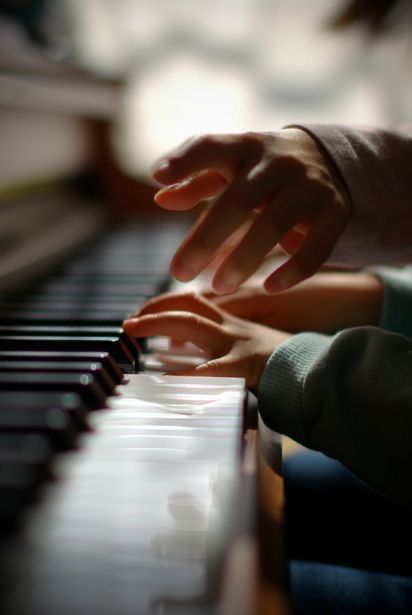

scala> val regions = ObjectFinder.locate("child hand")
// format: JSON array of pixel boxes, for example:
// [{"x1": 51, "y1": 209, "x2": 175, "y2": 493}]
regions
[
  {"x1": 123, "y1": 292, "x2": 290, "y2": 391},
  {"x1": 152, "y1": 129, "x2": 351, "y2": 294},
  {"x1": 204, "y1": 272, "x2": 383, "y2": 333}
]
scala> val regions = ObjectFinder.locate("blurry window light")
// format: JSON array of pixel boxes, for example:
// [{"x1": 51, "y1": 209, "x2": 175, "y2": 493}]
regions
[{"x1": 62, "y1": 0, "x2": 408, "y2": 177}]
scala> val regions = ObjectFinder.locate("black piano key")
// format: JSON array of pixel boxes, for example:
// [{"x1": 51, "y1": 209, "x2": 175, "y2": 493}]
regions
[
  {"x1": 0, "y1": 311, "x2": 132, "y2": 325},
  {"x1": 0, "y1": 351, "x2": 123, "y2": 384},
  {"x1": 0, "y1": 336, "x2": 135, "y2": 371},
  {"x1": 43, "y1": 273, "x2": 166, "y2": 285},
  {"x1": 35, "y1": 282, "x2": 156, "y2": 296},
  {"x1": 0, "y1": 361, "x2": 115, "y2": 395},
  {"x1": 0, "y1": 433, "x2": 53, "y2": 466},
  {"x1": 0, "y1": 435, "x2": 53, "y2": 527},
  {"x1": 62, "y1": 260, "x2": 171, "y2": 276},
  {"x1": 11, "y1": 289, "x2": 151, "y2": 303},
  {"x1": 0, "y1": 478, "x2": 39, "y2": 529},
  {"x1": 0, "y1": 373, "x2": 106, "y2": 411},
  {"x1": 0, "y1": 326, "x2": 140, "y2": 362},
  {"x1": 0, "y1": 301, "x2": 140, "y2": 312},
  {"x1": 0, "y1": 390, "x2": 88, "y2": 431},
  {"x1": 1, "y1": 459, "x2": 49, "y2": 492},
  {"x1": 0, "y1": 393, "x2": 81, "y2": 449}
]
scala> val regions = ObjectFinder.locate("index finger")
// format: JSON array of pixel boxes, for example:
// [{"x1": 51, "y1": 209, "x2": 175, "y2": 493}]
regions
[
  {"x1": 154, "y1": 170, "x2": 227, "y2": 211},
  {"x1": 136, "y1": 292, "x2": 225, "y2": 323},
  {"x1": 152, "y1": 134, "x2": 256, "y2": 185},
  {"x1": 124, "y1": 312, "x2": 231, "y2": 355}
]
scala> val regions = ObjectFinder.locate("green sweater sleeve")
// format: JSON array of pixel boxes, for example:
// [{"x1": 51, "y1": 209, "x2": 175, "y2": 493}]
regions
[
  {"x1": 258, "y1": 327, "x2": 412, "y2": 507},
  {"x1": 373, "y1": 265, "x2": 412, "y2": 337}
]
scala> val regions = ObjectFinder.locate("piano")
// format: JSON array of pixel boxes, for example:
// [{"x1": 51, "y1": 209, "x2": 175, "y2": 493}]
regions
[{"x1": 0, "y1": 23, "x2": 290, "y2": 615}]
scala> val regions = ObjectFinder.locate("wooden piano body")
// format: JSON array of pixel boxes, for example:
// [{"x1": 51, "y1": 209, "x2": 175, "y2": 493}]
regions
[{"x1": 0, "y1": 52, "x2": 290, "y2": 615}]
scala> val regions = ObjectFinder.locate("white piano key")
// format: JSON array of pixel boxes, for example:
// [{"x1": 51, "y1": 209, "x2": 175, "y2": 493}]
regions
[{"x1": 25, "y1": 373, "x2": 245, "y2": 615}]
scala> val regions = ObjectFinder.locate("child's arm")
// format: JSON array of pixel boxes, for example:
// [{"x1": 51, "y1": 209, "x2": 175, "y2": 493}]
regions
[
  {"x1": 205, "y1": 271, "x2": 383, "y2": 333},
  {"x1": 152, "y1": 124, "x2": 412, "y2": 293}
]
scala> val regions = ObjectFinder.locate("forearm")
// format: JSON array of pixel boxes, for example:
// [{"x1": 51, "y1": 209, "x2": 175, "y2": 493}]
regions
[
  {"x1": 262, "y1": 271, "x2": 383, "y2": 332},
  {"x1": 258, "y1": 327, "x2": 412, "y2": 507}
]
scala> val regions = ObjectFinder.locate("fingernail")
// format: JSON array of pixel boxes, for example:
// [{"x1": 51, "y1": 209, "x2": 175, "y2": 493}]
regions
[
  {"x1": 266, "y1": 268, "x2": 300, "y2": 292},
  {"x1": 154, "y1": 159, "x2": 170, "y2": 171},
  {"x1": 154, "y1": 183, "x2": 181, "y2": 200},
  {"x1": 123, "y1": 318, "x2": 136, "y2": 327},
  {"x1": 172, "y1": 258, "x2": 196, "y2": 282},
  {"x1": 212, "y1": 280, "x2": 233, "y2": 295},
  {"x1": 152, "y1": 160, "x2": 171, "y2": 179},
  {"x1": 213, "y1": 270, "x2": 242, "y2": 295}
]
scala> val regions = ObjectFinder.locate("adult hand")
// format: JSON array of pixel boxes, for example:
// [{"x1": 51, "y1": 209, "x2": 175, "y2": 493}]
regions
[
  {"x1": 124, "y1": 292, "x2": 290, "y2": 391},
  {"x1": 152, "y1": 128, "x2": 351, "y2": 293}
]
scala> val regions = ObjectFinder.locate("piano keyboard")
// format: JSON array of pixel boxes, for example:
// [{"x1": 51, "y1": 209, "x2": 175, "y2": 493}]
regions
[{"x1": 0, "y1": 222, "x2": 248, "y2": 615}]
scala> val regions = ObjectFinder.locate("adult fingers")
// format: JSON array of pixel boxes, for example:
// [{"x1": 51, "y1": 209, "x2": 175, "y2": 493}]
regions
[
  {"x1": 211, "y1": 190, "x2": 306, "y2": 293},
  {"x1": 264, "y1": 212, "x2": 345, "y2": 292},
  {"x1": 170, "y1": 176, "x2": 272, "y2": 282},
  {"x1": 123, "y1": 312, "x2": 231, "y2": 355},
  {"x1": 152, "y1": 134, "x2": 255, "y2": 185},
  {"x1": 154, "y1": 170, "x2": 227, "y2": 211},
  {"x1": 136, "y1": 292, "x2": 224, "y2": 323}
]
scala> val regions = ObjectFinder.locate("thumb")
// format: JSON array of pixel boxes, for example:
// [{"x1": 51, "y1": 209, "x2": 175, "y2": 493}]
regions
[{"x1": 166, "y1": 358, "x2": 234, "y2": 379}]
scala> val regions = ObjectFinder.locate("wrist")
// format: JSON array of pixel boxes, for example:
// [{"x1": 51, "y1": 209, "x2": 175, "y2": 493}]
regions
[
  {"x1": 250, "y1": 329, "x2": 291, "y2": 393},
  {"x1": 338, "y1": 272, "x2": 383, "y2": 327}
]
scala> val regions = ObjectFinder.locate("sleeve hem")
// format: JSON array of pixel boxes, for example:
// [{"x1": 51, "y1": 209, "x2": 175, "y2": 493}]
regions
[{"x1": 258, "y1": 332, "x2": 331, "y2": 445}]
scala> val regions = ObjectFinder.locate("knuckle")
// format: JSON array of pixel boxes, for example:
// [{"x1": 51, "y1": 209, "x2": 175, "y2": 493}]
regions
[
  {"x1": 294, "y1": 258, "x2": 318, "y2": 280},
  {"x1": 179, "y1": 134, "x2": 198, "y2": 150},
  {"x1": 170, "y1": 134, "x2": 215, "y2": 164},
  {"x1": 206, "y1": 358, "x2": 221, "y2": 376},
  {"x1": 196, "y1": 133, "x2": 220, "y2": 148},
  {"x1": 240, "y1": 131, "x2": 260, "y2": 147},
  {"x1": 275, "y1": 154, "x2": 306, "y2": 175},
  {"x1": 185, "y1": 290, "x2": 201, "y2": 302},
  {"x1": 239, "y1": 132, "x2": 265, "y2": 161}
]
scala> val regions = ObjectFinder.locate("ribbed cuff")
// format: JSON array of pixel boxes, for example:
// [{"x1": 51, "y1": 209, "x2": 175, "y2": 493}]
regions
[
  {"x1": 369, "y1": 266, "x2": 412, "y2": 338},
  {"x1": 258, "y1": 332, "x2": 331, "y2": 445}
]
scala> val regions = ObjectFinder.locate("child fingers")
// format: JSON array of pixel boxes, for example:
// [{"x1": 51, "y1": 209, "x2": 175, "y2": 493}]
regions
[
  {"x1": 137, "y1": 292, "x2": 224, "y2": 323},
  {"x1": 168, "y1": 357, "x2": 236, "y2": 380},
  {"x1": 154, "y1": 170, "x2": 227, "y2": 211},
  {"x1": 123, "y1": 312, "x2": 230, "y2": 355}
]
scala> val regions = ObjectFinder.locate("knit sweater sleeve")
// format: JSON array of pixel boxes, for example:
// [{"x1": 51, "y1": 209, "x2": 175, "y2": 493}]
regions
[
  {"x1": 296, "y1": 123, "x2": 412, "y2": 267},
  {"x1": 258, "y1": 327, "x2": 412, "y2": 507}
]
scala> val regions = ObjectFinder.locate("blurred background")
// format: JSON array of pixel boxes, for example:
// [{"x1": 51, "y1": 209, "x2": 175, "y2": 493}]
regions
[{"x1": 0, "y1": 0, "x2": 411, "y2": 192}]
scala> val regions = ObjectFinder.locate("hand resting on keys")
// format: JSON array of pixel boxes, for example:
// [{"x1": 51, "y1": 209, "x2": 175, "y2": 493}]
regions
[
  {"x1": 152, "y1": 128, "x2": 351, "y2": 294},
  {"x1": 123, "y1": 292, "x2": 289, "y2": 391}
]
